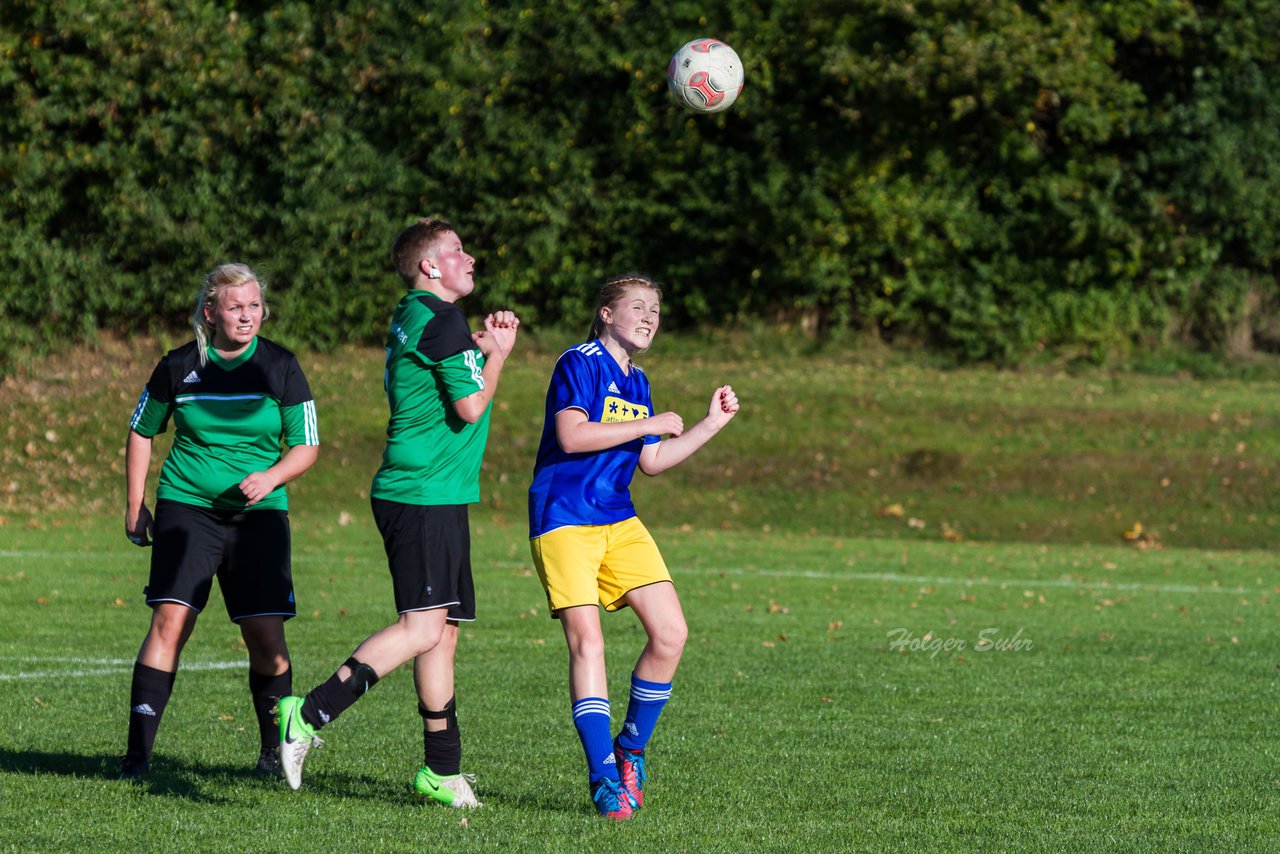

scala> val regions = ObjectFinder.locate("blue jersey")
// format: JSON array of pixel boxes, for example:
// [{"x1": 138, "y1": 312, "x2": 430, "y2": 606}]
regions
[{"x1": 528, "y1": 341, "x2": 661, "y2": 538}]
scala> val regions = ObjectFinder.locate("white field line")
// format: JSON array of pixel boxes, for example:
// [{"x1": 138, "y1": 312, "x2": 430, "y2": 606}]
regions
[
  {"x1": 0, "y1": 553, "x2": 1258, "y2": 680},
  {"x1": 673, "y1": 566, "x2": 1256, "y2": 596},
  {"x1": 479, "y1": 559, "x2": 1256, "y2": 597},
  {"x1": 0, "y1": 550, "x2": 141, "y2": 560},
  {"x1": 1, "y1": 659, "x2": 243, "y2": 681}
]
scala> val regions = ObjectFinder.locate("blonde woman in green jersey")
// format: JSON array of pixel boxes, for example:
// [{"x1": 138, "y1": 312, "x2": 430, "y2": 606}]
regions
[{"x1": 122, "y1": 263, "x2": 319, "y2": 779}]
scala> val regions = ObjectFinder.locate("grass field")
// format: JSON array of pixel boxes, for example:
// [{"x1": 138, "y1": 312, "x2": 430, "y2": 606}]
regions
[{"x1": 1, "y1": 335, "x2": 1278, "y2": 851}]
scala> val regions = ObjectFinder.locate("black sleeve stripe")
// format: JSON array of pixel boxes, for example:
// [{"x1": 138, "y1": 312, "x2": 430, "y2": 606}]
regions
[{"x1": 416, "y1": 307, "x2": 476, "y2": 363}]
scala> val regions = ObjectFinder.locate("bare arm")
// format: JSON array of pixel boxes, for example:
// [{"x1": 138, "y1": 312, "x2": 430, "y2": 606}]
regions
[
  {"x1": 452, "y1": 350, "x2": 506, "y2": 424},
  {"x1": 555, "y1": 407, "x2": 685, "y2": 455},
  {"x1": 239, "y1": 444, "x2": 320, "y2": 506},
  {"x1": 124, "y1": 429, "x2": 154, "y2": 545},
  {"x1": 453, "y1": 311, "x2": 519, "y2": 424},
  {"x1": 638, "y1": 385, "x2": 740, "y2": 476}
]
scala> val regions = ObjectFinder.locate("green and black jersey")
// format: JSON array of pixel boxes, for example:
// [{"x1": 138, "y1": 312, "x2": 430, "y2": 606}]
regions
[
  {"x1": 129, "y1": 337, "x2": 319, "y2": 511},
  {"x1": 371, "y1": 291, "x2": 489, "y2": 506}
]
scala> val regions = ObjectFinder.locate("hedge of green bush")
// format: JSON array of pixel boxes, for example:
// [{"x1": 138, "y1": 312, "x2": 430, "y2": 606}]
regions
[{"x1": 3, "y1": 0, "x2": 1277, "y2": 369}]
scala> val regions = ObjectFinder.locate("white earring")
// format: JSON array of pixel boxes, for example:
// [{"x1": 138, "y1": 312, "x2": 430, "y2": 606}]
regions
[{"x1": 427, "y1": 267, "x2": 441, "y2": 279}]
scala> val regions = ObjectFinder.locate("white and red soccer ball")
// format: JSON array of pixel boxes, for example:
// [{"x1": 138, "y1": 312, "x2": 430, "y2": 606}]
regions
[{"x1": 667, "y1": 38, "x2": 744, "y2": 114}]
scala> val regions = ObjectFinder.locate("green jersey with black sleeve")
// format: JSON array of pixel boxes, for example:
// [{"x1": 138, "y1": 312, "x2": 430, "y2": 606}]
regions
[
  {"x1": 370, "y1": 290, "x2": 490, "y2": 506},
  {"x1": 128, "y1": 337, "x2": 319, "y2": 511}
]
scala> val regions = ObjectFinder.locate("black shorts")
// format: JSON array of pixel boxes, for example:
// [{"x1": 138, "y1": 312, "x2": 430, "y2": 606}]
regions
[
  {"x1": 146, "y1": 499, "x2": 295, "y2": 622},
  {"x1": 371, "y1": 497, "x2": 475, "y2": 621}
]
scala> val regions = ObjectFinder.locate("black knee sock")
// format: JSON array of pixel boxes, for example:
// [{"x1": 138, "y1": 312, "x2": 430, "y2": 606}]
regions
[
  {"x1": 248, "y1": 667, "x2": 291, "y2": 751},
  {"x1": 420, "y1": 697, "x2": 461, "y2": 775},
  {"x1": 301, "y1": 659, "x2": 377, "y2": 730},
  {"x1": 126, "y1": 662, "x2": 177, "y2": 762}
]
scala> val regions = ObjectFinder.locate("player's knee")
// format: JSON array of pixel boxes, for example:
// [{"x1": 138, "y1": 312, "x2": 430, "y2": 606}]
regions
[
  {"x1": 148, "y1": 609, "x2": 192, "y2": 648},
  {"x1": 398, "y1": 612, "x2": 450, "y2": 656},
  {"x1": 241, "y1": 626, "x2": 287, "y2": 661},
  {"x1": 248, "y1": 649, "x2": 289, "y2": 674},
  {"x1": 409, "y1": 631, "x2": 446, "y2": 658},
  {"x1": 567, "y1": 629, "x2": 606, "y2": 663},
  {"x1": 434, "y1": 627, "x2": 459, "y2": 656},
  {"x1": 652, "y1": 619, "x2": 687, "y2": 659}
]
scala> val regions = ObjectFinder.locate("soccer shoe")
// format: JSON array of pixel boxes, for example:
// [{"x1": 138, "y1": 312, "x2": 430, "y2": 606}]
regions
[
  {"x1": 613, "y1": 741, "x2": 647, "y2": 809},
  {"x1": 277, "y1": 695, "x2": 322, "y2": 791},
  {"x1": 255, "y1": 746, "x2": 282, "y2": 776},
  {"x1": 413, "y1": 765, "x2": 482, "y2": 809},
  {"x1": 119, "y1": 754, "x2": 149, "y2": 781},
  {"x1": 590, "y1": 777, "x2": 634, "y2": 821}
]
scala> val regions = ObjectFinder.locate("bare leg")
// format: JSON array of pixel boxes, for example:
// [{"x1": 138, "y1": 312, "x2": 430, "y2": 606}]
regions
[
  {"x1": 337, "y1": 607, "x2": 450, "y2": 681},
  {"x1": 125, "y1": 603, "x2": 198, "y2": 773},
  {"x1": 240, "y1": 616, "x2": 291, "y2": 759},
  {"x1": 413, "y1": 620, "x2": 459, "y2": 728},
  {"x1": 137, "y1": 602, "x2": 198, "y2": 671},
  {"x1": 622, "y1": 581, "x2": 687, "y2": 683},
  {"x1": 239, "y1": 615, "x2": 289, "y2": 675},
  {"x1": 558, "y1": 604, "x2": 608, "y2": 702}
]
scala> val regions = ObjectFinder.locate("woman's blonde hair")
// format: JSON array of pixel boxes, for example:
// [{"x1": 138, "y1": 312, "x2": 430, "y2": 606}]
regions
[
  {"x1": 587, "y1": 272, "x2": 663, "y2": 341},
  {"x1": 192, "y1": 263, "x2": 267, "y2": 366}
]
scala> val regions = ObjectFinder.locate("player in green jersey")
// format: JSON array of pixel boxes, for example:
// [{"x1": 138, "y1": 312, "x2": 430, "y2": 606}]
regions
[
  {"x1": 277, "y1": 218, "x2": 518, "y2": 807},
  {"x1": 121, "y1": 263, "x2": 320, "y2": 780}
]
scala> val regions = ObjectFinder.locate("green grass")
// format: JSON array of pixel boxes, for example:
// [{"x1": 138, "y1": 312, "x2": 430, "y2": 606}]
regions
[
  {"x1": 2, "y1": 524, "x2": 1276, "y2": 851},
  {"x1": 2, "y1": 335, "x2": 1279, "y2": 850}
]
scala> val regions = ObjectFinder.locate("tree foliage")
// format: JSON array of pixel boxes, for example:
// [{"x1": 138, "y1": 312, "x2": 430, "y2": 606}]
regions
[{"x1": 2, "y1": 0, "x2": 1278, "y2": 369}]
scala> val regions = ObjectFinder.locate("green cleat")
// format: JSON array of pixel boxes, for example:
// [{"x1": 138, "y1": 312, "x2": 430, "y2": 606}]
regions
[
  {"x1": 277, "y1": 696, "x2": 322, "y2": 791},
  {"x1": 413, "y1": 765, "x2": 482, "y2": 808}
]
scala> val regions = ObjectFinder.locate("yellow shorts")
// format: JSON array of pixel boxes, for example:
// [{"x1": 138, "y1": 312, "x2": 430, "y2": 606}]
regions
[{"x1": 530, "y1": 517, "x2": 671, "y2": 615}]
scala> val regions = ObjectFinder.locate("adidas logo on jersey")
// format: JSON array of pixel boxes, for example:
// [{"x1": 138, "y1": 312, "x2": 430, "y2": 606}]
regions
[
  {"x1": 182, "y1": 371, "x2": 202, "y2": 384},
  {"x1": 131, "y1": 703, "x2": 157, "y2": 717},
  {"x1": 607, "y1": 381, "x2": 620, "y2": 393}
]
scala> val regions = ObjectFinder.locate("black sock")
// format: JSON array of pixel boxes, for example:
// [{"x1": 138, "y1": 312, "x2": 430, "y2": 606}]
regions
[
  {"x1": 125, "y1": 662, "x2": 177, "y2": 763},
  {"x1": 420, "y1": 697, "x2": 461, "y2": 775},
  {"x1": 301, "y1": 660, "x2": 375, "y2": 730},
  {"x1": 248, "y1": 666, "x2": 291, "y2": 752}
]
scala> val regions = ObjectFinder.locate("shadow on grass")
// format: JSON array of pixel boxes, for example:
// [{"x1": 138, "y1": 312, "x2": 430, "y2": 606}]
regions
[
  {"x1": 0, "y1": 747, "x2": 403, "y2": 803},
  {"x1": 0, "y1": 746, "x2": 588, "y2": 812}
]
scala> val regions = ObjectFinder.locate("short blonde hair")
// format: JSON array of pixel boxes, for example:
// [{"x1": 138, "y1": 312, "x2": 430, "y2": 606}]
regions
[{"x1": 191, "y1": 263, "x2": 267, "y2": 366}]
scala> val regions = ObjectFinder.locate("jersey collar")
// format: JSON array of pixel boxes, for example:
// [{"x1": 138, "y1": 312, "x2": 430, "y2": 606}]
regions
[{"x1": 207, "y1": 336, "x2": 258, "y2": 371}]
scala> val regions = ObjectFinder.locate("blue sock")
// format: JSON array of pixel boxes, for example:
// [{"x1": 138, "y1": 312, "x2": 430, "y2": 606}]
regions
[
  {"x1": 617, "y1": 673, "x2": 672, "y2": 752},
  {"x1": 572, "y1": 697, "x2": 617, "y2": 783}
]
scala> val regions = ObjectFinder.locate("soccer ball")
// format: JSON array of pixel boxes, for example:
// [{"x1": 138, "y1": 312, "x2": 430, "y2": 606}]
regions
[{"x1": 667, "y1": 38, "x2": 744, "y2": 114}]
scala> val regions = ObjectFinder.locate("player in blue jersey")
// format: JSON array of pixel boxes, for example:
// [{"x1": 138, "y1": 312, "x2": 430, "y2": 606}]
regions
[{"x1": 528, "y1": 273, "x2": 740, "y2": 820}]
